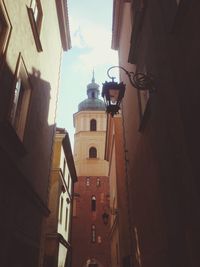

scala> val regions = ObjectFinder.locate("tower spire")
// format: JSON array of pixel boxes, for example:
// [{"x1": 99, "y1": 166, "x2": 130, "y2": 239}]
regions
[{"x1": 92, "y1": 69, "x2": 95, "y2": 83}]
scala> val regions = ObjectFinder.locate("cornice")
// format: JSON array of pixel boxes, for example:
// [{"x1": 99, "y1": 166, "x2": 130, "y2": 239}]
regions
[
  {"x1": 112, "y1": 0, "x2": 124, "y2": 50},
  {"x1": 55, "y1": 0, "x2": 71, "y2": 51},
  {"x1": 112, "y1": 0, "x2": 131, "y2": 50}
]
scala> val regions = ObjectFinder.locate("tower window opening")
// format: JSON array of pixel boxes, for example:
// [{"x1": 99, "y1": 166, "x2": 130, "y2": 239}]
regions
[
  {"x1": 91, "y1": 224, "x2": 96, "y2": 243},
  {"x1": 90, "y1": 119, "x2": 96, "y2": 131},
  {"x1": 86, "y1": 177, "x2": 90, "y2": 186},
  {"x1": 97, "y1": 178, "x2": 101, "y2": 187},
  {"x1": 91, "y1": 196, "x2": 96, "y2": 211},
  {"x1": 89, "y1": 147, "x2": 97, "y2": 158}
]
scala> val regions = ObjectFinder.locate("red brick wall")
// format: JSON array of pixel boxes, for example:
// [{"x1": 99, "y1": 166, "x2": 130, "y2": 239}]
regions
[{"x1": 71, "y1": 176, "x2": 110, "y2": 267}]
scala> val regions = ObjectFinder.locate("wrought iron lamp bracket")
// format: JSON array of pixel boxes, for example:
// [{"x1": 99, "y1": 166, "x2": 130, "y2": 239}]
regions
[{"x1": 107, "y1": 66, "x2": 155, "y2": 93}]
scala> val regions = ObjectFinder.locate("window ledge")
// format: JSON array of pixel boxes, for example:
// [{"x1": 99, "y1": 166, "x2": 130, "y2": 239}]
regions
[
  {"x1": 27, "y1": 7, "x2": 43, "y2": 52},
  {"x1": 0, "y1": 120, "x2": 26, "y2": 157}
]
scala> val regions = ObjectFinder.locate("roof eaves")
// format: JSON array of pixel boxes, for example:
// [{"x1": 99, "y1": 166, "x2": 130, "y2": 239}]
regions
[
  {"x1": 56, "y1": 0, "x2": 72, "y2": 51},
  {"x1": 111, "y1": 0, "x2": 124, "y2": 50}
]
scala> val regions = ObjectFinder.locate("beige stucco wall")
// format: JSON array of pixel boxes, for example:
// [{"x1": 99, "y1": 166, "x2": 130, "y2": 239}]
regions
[
  {"x1": 4, "y1": 0, "x2": 63, "y2": 203},
  {"x1": 0, "y1": 1, "x2": 71, "y2": 266},
  {"x1": 5, "y1": 0, "x2": 62, "y2": 125}
]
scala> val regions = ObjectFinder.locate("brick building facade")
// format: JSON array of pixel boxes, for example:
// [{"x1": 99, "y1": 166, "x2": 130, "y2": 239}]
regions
[
  {"x1": 72, "y1": 175, "x2": 110, "y2": 267},
  {"x1": 111, "y1": 1, "x2": 200, "y2": 267}
]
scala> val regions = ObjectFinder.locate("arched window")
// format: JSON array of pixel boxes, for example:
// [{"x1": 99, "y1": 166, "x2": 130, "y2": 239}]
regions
[
  {"x1": 96, "y1": 178, "x2": 101, "y2": 187},
  {"x1": 90, "y1": 119, "x2": 96, "y2": 131},
  {"x1": 86, "y1": 177, "x2": 90, "y2": 186},
  {"x1": 91, "y1": 196, "x2": 96, "y2": 211},
  {"x1": 89, "y1": 147, "x2": 97, "y2": 158},
  {"x1": 91, "y1": 224, "x2": 96, "y2": 243}
]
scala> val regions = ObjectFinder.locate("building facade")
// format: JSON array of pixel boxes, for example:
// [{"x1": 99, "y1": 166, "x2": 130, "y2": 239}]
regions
[
  {"x1": 0, "y1": 1, "x2": 71, "y2": 266},
  {"x1": 105, "y1": 114, "x2": 132, "y2": 267},
  {"x1": 111, "y1": 1, "x2": 200, "y2": 267},
  {"x1": 71, "y1": 75, "x2": 110, "y2": 267},
  {"x1": 44, "y1": 128, "x2": 77, "y2": 267}
]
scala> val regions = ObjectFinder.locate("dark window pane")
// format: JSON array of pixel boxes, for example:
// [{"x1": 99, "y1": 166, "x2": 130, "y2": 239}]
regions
[{"x1": 89, "y1": 147, "x2": 97, "y2": 158}]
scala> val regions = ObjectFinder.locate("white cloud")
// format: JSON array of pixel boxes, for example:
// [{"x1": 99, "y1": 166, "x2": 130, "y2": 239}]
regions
[
  {"x1": 72, "y1": 26, "x2": 87, "y2": 48},
  {"x1": 69, "y1": 15, "x2": 118, "y2": 71},
  {"x1": 79, "y1": 47, "x2": 117, "y2": 69}
]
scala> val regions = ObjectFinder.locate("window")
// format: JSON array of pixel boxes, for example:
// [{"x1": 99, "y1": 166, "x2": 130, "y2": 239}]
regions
[
  {"x1": 31, "y1": 0, "x2": 40, "y2": 25},
  {"x1": 65, "y1": 207, "x2": 68, "y2": 231},
  {"x1": 67, "y1": 173, "x2": 71, "y2": 187},
  {"x1": 59, "y1": 197, "x2": 63, "y2": 223},
  {"x1": 90, "y1": 119, "x2": 96, "y2": 131},
  {"x1": 9, "y1": 54, "x2": 32, "y2": 141},
  {"x1": 30, "y1": 0, "x2": 43, "y2": 33},
  {"x1": 96, "y1": 178, "x2": 101, "y2": 187},
  {"x1": 91, "y1": 196, "x2": 96, "y2": 212},
  {"x1": 89, "y1": 147, "x2": 97, "y2": 158},
  {"x1": 27, "y1": 0, "x2": 43, "y2": 51},
  {"x1": 63, "y1": 159, "x2": 66, "y2": 177},
  {"x1": 0, "y1": 0, "x2": 12, "y2": 59},
  {"x1": 86, "y1": 177, "x2": 90, "y2": 186},
  {"x1": 91, "y1": 225, "x2": 96, "y2": 243},
  {"x1": 97, "y1": 236, "x2": 102, "y2": 244}
]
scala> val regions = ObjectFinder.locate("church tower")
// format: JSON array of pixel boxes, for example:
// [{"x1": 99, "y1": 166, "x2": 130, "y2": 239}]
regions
[{"x1": 71, "y1": 73, "x2": 110, "y2": 267}]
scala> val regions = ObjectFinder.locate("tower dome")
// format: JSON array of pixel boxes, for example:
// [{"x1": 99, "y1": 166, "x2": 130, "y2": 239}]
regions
[{"x1": 78, "y1": 72, "x2": 105, "y2": 112}]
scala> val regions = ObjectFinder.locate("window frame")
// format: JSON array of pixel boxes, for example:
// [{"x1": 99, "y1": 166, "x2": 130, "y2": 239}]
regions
[
  {"x1": 9, "y1": 54, "x2": 32, "y2": 141},
  {"x1": 63, "y1": 158, "x2": 66, "y2": 178},
  {"x1": 0, "y1": 0, "x2": 12, "y2": 63},
  {"x1": 65, "y1": 206, "x2": 68, "y2": 231},
  {"x1": 89, "y1": 147, "x2": 97, "y2": 158},
  {"x1": 91, "y1": 196, "x2": 96, "y2": 212},
  {"x1": 27, "y1": 0, "x2": 43, "y2": 52},
  {"x1": 59, "y1": 197, "x2": 64, "y2": 223},
  {"x1": 90, "y1": 119, "x2": 97, "y2": 131}
]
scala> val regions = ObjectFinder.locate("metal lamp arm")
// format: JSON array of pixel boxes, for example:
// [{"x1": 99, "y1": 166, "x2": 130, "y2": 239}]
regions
[{"x1": 107, "y1": 66, "x2": 155, "y2": 93}]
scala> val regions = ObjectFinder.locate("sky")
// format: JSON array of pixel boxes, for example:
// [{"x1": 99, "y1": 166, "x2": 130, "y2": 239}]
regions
[{"x1": 56, "y1": 0, "x2": 119, "y2": 146}]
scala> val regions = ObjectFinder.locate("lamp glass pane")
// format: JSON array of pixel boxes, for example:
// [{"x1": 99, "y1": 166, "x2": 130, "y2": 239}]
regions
[{"x1": 109, "y1": 89, "x2": 119, "y2": 104}]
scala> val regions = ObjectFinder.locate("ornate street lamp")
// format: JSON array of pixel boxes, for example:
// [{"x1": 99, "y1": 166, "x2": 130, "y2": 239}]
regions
[
  {"x1": 102, "y1": 80, "x2": 126, "y2": 117},
  {"x1": 102, "y1": 66, "x2": 155, "y2": 117},
  {"x1": 102, "y1": 206, "x2": 118, "y2": 225}
]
